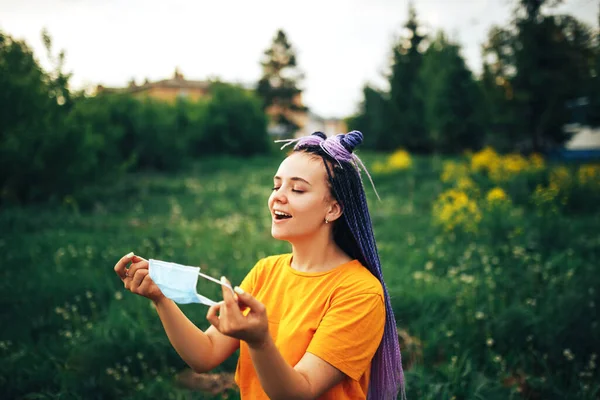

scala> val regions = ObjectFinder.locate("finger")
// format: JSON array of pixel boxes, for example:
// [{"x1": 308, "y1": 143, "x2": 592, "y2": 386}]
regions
[
  {"x1": 206, "y1": 302, "x2": 223, "y2": 331},
  {"x1": 132, "y1": 254, "x2": 147, "y2": 263},
  {"x1": 233, "y1": 287, "x2": 265, "y2": 313},
  {"x1": 130, "y1": 269, "x2": 148, "y2": 292},
  {"x1": 220, "y1": 277, "x2": 236, "y2": 306},
  {"x1": 128, "y1": 259, "x2": 149, "y2": 278},
  {"x1": 124, "y1": 276, "x2": 132, "y2": 290},
  {"x1": 137, "y1": 273, "x2": 154, "y2": 292},
  {"x1": 233, "y1": 293, "x2": 248, "y2": 312},
  {"x1": 114, "y1": 252, "x2": 135, "y2": 279}
]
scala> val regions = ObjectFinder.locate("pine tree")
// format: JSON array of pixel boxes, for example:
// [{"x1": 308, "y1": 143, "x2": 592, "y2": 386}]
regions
[
  {"x1": 586, "y1": 9, "x2": 600, "y2": 126},
  {"x1": 349, "y1": 85, "x2": 392, "y2": 150},
  {"x1": 388, "y1": 2, "x2": 428, "y2": 151},
  {"x1": 420, "y1": 33, "x2": 483, "y2": 153},
  {"x1": 256, "y1": 30, "x2": 306, "y2": 138},
  {"x1": 482, "y1": 0, "x2": 595, "y2": 151}
]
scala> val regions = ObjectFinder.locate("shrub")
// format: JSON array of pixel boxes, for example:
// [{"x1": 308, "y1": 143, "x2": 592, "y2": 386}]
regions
[{"x1": 199, "y1": 82, "x2": 269, "y2": 157}]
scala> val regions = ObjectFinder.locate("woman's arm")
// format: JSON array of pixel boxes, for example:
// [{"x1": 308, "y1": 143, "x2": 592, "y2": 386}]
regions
[
  {"x1": 114, "y1": 253, "x2": 239, "y2": 373},
  {"x1": 207, "y1": 282, "x2": 344, "y2": 400},
  {"x1": 154, "y1": 297, "x2": 240, "y2": 373},
  {"x1": 248, "y1": 336, "x2": 344, "y2": 400}
]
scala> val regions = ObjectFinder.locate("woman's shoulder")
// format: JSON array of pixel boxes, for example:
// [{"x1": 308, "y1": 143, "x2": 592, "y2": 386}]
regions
[{"x1": 336, "y1": 260, "x2": 384, "y2": 298}]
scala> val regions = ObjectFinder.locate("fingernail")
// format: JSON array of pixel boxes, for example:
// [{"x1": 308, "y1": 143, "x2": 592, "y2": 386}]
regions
[
  {"x1": 234, "y1": 286, "x2": 244, "y2": 295},
  {"x1": 220, "y1": 276, "x2": 227, "y2": 284},
  {"x1": 126, "y1": 252, "x2": 134, "y2": 258}
]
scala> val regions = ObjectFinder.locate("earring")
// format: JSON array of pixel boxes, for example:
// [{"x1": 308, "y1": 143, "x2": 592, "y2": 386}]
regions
[{"x1": 325, "y1": 218, "x2": 329, "y2": 224}]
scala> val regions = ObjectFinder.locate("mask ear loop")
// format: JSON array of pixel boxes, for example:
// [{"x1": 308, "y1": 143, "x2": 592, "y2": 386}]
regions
[{"x1": 198, "y1": 270, "x2": 234, "y2": 294}]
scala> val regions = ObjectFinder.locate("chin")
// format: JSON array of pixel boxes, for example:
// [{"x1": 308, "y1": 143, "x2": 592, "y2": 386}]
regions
[{"x1": 271, "y1": 228, "x2": 289, "y2": 241}]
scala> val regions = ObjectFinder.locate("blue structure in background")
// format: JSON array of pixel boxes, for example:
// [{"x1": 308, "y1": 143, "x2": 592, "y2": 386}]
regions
[{"x1": 552, "y1": 98, "x2": 600, "y2": 161}]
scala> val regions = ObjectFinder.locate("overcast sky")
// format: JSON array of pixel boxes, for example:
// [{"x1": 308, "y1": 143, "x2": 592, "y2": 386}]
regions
[{"x1": 1, "y1": 0, "x2": 597, "y2": 118}]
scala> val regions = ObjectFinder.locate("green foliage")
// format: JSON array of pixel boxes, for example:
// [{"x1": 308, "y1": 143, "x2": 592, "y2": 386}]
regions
[
  {"x1": 66, "y1": 85, "x2": 268, "y2": 171},
  {"x1": 482, "y1": 1, "x2": 596, "y2": 151},
  {"x1": 351, "y1": 6, "x2": 484, "y2": 154},
  {"x1": 586, "y1": 10, "x2": 600, "y2": 126},
  {"x1": 349, "y1": 4, "x2": 428, "y2": 152},
  {"x1": 0, "y1": 30, "x2": 95, "y2": 203},
  {"x1": 419, "y1": 33, "x2": 484, "y2": 153},
  {"x1": 256, "y1": 29, "x2": 306, "y2": 137},
  {"x1": 2, "y1": 152, "x2": 599, "y2": 398},
  {"x1": 201, "y1": 82, "x2": 269, "y2": 157},
  {"x1": 348, "y1": 85, "x2": 392, "y2": 150},
  {"x1": 352, "y1": 1, "x2": 599, "y2": 155},
  {"x1": 387, "y1": 4, "x2": 428, "y2": 152},
  {"x1": 0, "y1": 30, "x2": 270, "y2": 205}
]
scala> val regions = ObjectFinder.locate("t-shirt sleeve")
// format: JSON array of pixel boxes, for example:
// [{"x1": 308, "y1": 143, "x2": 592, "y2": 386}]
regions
[
  {"x1": 306, "y1": 293, "x2": 385, "y2": 381},
  {"x1": 239, "y1": 258, "x2": 263, "y2": 295}
]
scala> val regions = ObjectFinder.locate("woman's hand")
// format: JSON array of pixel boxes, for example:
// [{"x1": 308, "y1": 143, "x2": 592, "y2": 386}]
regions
[
  {"x1": 113, "y1": 252, "x2": 165, "y2": 303},
  {"x1": 206, "y1": 278, "x2": 269, "y2": 349}
]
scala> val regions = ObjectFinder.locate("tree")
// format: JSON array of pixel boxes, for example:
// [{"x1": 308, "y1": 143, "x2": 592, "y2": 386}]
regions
[
  {"x1": 479, "y1": 49, "x2": 521, "y2": 151},
  {"x1": 203, "y1": 82, "x2": 269, "y2": 156},
  {"x1": 419, "y1": 33, "x2": 483, "y2": 153},
  {"x1": 256, "y1": 30, "x2": 306, "y2": 138},
  {"x1": 348, "y1": 85, "x2": 393, "y2": 150},
  {"x1": 0, "y1": 29, "x2": 85, "y2": 202},
  {"x1": 482, "y1": 0, "x2": 595, "y2": 151},
  {"x1": 388, "y1": 2, "x2": 428, "y2": 151},
  {"x1": 586, "y1": 9, "x2": 600, "y2": 126}
]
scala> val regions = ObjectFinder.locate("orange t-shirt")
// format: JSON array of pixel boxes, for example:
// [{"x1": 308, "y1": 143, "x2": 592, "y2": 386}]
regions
[{"x1": 235, "y1": 253, "x2": 385, "y2": 400}]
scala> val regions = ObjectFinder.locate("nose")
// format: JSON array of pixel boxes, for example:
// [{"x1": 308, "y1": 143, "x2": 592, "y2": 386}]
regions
[{"x1": 271, "y1": 188, "x2": 288, "y2": 205}]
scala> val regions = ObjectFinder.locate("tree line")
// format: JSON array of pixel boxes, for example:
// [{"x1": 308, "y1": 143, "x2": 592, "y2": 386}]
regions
[
  {"x1": 1, "y1": 0, "x2": 598, "y2": 204},
  {"x1": 0, "y1": 24, "x2": 312, "y2": 205},
  {"x1": 349, "y1": 0, "x2": 600, "y2": 153}
]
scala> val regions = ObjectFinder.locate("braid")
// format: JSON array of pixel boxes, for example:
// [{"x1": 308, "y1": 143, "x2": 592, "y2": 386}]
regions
[{"x1": 300, "y1": 144, "x2": 406, "y2": 400}]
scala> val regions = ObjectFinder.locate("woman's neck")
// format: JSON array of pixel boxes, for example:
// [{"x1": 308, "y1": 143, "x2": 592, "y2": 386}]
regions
[{"x1": 289, "y1": 231, "x2": 352, "y2": 273}]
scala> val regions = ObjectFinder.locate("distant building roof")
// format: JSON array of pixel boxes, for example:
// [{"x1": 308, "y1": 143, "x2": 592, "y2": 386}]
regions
[{"x1": 96, "y1": 68, "x2": 210, "y2": 94}]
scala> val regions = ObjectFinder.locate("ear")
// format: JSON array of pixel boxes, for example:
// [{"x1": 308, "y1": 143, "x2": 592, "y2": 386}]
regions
[{"x1": 326, "y1": 199, "x2": 343, "y2": 223}]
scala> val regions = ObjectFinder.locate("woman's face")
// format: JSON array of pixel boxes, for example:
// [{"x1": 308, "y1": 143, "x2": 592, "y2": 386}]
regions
[{"x1": 268, "y1": 152, "x2": 338, "y2": 241}]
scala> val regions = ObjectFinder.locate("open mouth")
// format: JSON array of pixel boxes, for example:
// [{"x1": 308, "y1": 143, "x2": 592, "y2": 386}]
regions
[{"x1": 274, "y1": 210, "x2": 292, "y2": 220}]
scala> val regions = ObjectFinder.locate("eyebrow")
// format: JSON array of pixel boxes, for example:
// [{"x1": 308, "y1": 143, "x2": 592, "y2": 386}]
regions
[{"x1": 273, "y1": 176, "x2": 312, "y2": 186}]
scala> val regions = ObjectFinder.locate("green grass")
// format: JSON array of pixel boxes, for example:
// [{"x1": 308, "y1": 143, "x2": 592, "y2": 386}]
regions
[{"x1": 1, "y1": 153, "x2": 599, "y2": 399}]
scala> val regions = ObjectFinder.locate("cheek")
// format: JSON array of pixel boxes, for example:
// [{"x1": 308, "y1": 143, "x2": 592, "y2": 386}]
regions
[{"x1": 294, "y1": 195, "x2": 325, "y2": 216}]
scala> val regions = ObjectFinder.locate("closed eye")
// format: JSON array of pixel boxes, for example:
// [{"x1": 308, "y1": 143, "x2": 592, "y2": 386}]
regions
[{"x1": 271, "y1": 187, "x2": 304, "y2": 193}]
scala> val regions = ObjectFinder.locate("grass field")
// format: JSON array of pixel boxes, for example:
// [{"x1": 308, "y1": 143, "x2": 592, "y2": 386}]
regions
[{"x1": 1, "y1": 151, "x2": 599, "y2": 399}]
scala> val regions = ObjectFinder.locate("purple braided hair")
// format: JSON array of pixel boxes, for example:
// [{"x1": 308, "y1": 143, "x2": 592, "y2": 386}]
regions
[{"x1": 276, "y1": 131, "x2": 406, "y2": 400}]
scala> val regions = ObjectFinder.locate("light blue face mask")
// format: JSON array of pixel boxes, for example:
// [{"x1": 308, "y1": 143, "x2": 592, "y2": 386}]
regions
[{"x1": 149, "y1": 259, "x2": 233, "y2": 306}]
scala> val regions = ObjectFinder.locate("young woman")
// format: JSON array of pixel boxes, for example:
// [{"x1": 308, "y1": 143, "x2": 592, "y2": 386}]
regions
[{"x1": 114, "y1": 131, "x2": 405, "y2": 399}]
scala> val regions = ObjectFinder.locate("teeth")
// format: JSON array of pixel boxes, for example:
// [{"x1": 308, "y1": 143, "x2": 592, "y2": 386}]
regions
[{"x1": 274, "y1": 211, "x2": 291, "y2": 217}]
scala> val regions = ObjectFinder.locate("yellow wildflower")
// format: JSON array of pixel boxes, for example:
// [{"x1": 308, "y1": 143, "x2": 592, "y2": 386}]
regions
[
  {"x1": 529, "y1": 153, "x2": 545, "y2": 170},
  {"x1": 531, "y1": 183, "x2": 561, "y2": 212},
  {"x1": 502, "y1": 154, "x2": 529, "y2": 175},
  {"x1": 373, "y1": 149, "x2": 412, "y2": 174},
  {"x1": 471, "y1": 147, "x2": 546, "y2": 182},
  {"x1": 486, "y1": 187, "x2": 509, "y2": 203},
  {"x1": 549, "y1": 166, "x2": 571, "y2": 192},
  {"x1": 388, "y1": 149, "x2": 412, "y2": 170},
  {"x1": 471, "y1": 147, "x2": 501, "y2": 174},
  {"x1": 578, "y1": 164, "x2": 600, "y2": 188},
  {"x1": 441, "y1": 161, "x2": 470, "y2": 183},
  {"x1": 433, "y1": 189, "x2": 482, "y2": 233},
  {"x1": 457, "y1": 177, "x2": 476, "y2": 191}
]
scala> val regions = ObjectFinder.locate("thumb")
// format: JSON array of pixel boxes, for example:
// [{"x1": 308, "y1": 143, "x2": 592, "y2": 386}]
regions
[{"x1": 234, "y1": 287, "x2": 264, "y2": 313}]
